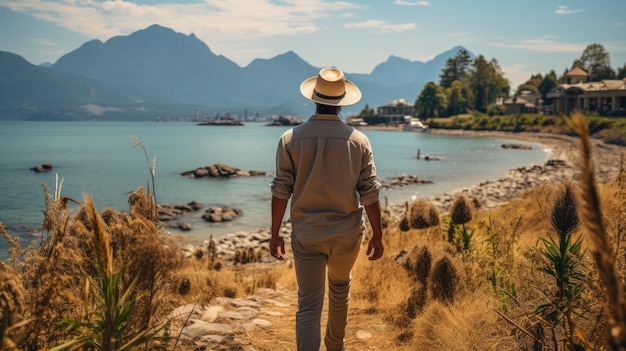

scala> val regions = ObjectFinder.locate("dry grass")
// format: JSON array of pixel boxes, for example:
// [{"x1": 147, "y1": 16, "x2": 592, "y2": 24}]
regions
[{"x1": 2, "y1": 113, "x2": 625, "y2": 350}]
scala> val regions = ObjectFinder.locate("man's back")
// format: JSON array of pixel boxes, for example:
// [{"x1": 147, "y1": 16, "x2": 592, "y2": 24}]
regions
[{"x1": 272, "y1": 113, "x2": 379, "y2": 241}]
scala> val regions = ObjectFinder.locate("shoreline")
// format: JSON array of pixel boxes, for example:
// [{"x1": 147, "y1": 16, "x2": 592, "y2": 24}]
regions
[{"x1": 198, "y1": 128, "x2": 625, "y2": 260}]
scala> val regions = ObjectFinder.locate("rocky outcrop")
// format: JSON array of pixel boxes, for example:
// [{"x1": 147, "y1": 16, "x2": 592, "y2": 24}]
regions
[
  {"x1": 202, "y1": 206, "x2": 244, "y2": 222},
  {"x1": 158, "y1": 201, "x2": 204, "y2": 231},
  {"x1": 266, "y1": 115, "x2": 303, "y2": 126},
  {"x1": 159, "y1": 201, "x2": 204, "y2": 221},
  {"x1": 181, "y1": 163, "x2": 266, "y2": 178},
  {"x1": 31, "y1": 162, "x2": 53, "y2": 172},
  {"x1": 501, "y1": 143, "x2": 532, "y2": 150},
  {"x1": 416, "y1": 158, "x2": 573, "y2": 215},
  {"x1": 381, "y1": 175, "x2": 433, "y2": 189}
]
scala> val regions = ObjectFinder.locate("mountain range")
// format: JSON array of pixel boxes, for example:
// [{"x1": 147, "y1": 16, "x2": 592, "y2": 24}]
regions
[{"x1": 0, "y1": 24, "x2": 473, "y2": 120}]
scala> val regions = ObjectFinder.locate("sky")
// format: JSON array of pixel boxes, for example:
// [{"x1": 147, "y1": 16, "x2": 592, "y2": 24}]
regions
[{"x1": 1, "y1": 0, "x2": 625, "y2": 90}]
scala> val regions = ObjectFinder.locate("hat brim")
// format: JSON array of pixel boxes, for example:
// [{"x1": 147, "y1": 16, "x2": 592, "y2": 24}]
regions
[{"x1": 300, "y1": 76, "x2": 362, "y2": 106}]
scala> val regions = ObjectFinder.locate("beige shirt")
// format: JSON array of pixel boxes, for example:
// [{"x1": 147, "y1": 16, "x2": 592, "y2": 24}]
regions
[{"x1": 270, "y1": 114, "x2": 380, "y2": 242}]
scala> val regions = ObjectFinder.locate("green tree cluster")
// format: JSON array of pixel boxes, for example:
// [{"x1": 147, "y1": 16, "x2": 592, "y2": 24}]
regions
[
  {"x1": 414, "y1": 50, "x2": 510, "y2": 118},
  {"x1": 413, "y1": 43, "x2": 625, "y2": 120}
]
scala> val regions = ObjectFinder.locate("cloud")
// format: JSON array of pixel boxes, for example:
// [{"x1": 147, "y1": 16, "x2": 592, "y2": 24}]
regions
[
  {"x1": 29, "y1": 38, "x2": 58, "y2": 46},
  {"x1": 0, "y1": 0, "x2": 364, "y2": 61},
  {"x1": 500, "y1": 63, "x2": 529, "y2": 89},
  {"x1": 344, "y1": 19, "x2": 416, "y2": 33},
  {"x1": 554, "y1": 6, "x2": 583, "y2": 15},
  {"x1": 394, "y1": 0, "x2": 431, "y2": 6},
  {"x1": 492, "y1": 37, "x2": 586, "y2": 53}
]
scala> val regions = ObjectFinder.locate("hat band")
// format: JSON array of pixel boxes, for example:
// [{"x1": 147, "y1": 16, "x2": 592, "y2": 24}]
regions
[{"x1": 313, "y1": 89, "x2": 345, "y2": 100}]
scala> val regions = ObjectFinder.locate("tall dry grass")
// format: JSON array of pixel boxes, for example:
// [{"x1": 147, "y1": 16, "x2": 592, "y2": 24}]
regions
[
  {"x1": 3, "y1": 114, "x2": 626, "y2": 350},
  {"x1": 345, "y1": 112, "x2": 626, "y2": 350},
  {"x1": 572, "y1": 112, "x2": 626, "y2": 350},
  {"x1": 0, "y1": 183, "x2": 258, "y2": 350}
]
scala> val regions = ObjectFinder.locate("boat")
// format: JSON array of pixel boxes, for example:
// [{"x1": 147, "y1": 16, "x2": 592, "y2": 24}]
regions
[{"x1": 402, "y1": 117, "x2": 428, "y2": 131}]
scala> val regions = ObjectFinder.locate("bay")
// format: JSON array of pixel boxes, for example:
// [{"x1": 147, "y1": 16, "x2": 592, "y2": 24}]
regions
[{"x1": 0, "y1": 120, "x2": 549, "y2": 259}]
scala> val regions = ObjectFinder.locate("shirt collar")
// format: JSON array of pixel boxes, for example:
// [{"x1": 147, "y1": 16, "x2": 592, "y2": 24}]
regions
[{"x1": 308, "y1": 114, "x2": 342, "y2": 122}]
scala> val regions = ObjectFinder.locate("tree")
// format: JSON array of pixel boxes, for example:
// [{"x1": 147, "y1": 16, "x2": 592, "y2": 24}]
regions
[
  {"x1": 618, "y1": 62, "x2": 626, "y2": 79},
  {"x1": 575, "y1": 43, "x2": 611, "y2": 81},
  {"x1": 526, "y1": 73, "x2": 543, "y2": 88},
  {"x1": 517, "y1": 84, "x2": 539, "y2": 94},
  {"x1": 446, "y1": 80, "x2": 470, "y2": 116},
  {"x1": 467, "y1": 55, "x2": 509, "y2": 113},
  {"x1": 538, "y1": 70, "x2": 558, "y2": 105},
  {"x1": 356, "y1": 104, "x2": 376, "y2": 118},
  {"x1": 415, "y1": 82, "x2": 448, "y2": 118},
  {"x1": 439, "y1": 49, "x2": 472, "y2": 89}
]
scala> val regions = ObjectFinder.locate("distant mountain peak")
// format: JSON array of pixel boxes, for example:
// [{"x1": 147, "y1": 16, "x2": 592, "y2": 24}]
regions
[{"x1": 1, "y1": 25, "x2": 476, "y2": 120}]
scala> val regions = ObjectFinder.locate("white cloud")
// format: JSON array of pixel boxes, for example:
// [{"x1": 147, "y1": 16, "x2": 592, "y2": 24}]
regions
[
  {"x1": 492, "y1": 37, "x2": 585, "y2": 53},
  {"x1": 344, "y1": 20, "x2": 416, "y2": 33},
  {"x1": 500, "y1": 63, "x2": 530, "y2": 89},
  {"x1": 394, "y1": 0, "x2": 431, "y2": 6},
  {"x1": 29, "y1": 38, "x2": 58, "y2": 46},
  {"x1": 0, "y1": 0, "x2": 364, "y2": 62},
  {"x1": 554, "y1": 6, "x2": 583, "y2": 15}
]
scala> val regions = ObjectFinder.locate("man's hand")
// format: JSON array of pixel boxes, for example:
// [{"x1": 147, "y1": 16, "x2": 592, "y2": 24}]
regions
[
  {"x1": 270, "y1": 236, "x2": 285, "y2": 260},
  {"x1": 366, "y1": 236, "x2": 384, "y2": 260}
]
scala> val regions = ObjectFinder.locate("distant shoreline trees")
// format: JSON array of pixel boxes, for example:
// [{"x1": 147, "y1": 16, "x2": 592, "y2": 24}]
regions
[{"x1": 412, "y1": 43, "x2": 625, "y2": 119}]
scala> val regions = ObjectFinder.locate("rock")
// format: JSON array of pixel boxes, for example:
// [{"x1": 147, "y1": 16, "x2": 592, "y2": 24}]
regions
[
  {"x1": 252, "y1": 318, "x2": 273, "y2": 329},
  {"x1": 31, "y1": 162, "x2": 53, "y2": 172},
  {"x1": 168, "y1": 304, "x2": 206, "y2": 321},
  {"x1": 266, "y1": 116, "x2": 303, "y2": 126},
  {"x1": 201, "y1": 306, "x2": 223, "y2": 323},
  {"x1": 423, "y1": 155, "x2": 442, "y2": 160},
  {"x1": 501, "y1": 143, "x2": 532, "y2": 150},
  {"x1": 219, "y1": 309, "x2": 258, "y2": 320},
  {"x1": 356, "y1": 330, "x2": 373, "y2": 341},
  {"x1": 181, "y1": 319, "x2": 233, "y2": 337},
  {"x1": 380, "y1": 175, "x2": 433, "y2": 189},
  {"x1": 202, "y1": 206, "x2": 243, "y2": 222},
  {"x1": 158, "y1": 201, "x2": 203, "y2": 223},
  {"x1": 181, "y1": 163, "x2": 267, "y2": 178},
  {"x1": 178, "y1": 222, "x2": 193, "y2": 231},
  {"x1": 194, "y1": 168, "x2": 209, "y2": 177}
]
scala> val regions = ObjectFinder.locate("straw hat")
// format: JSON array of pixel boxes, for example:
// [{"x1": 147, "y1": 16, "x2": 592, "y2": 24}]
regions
[{"x1": 300, "y1": 67, "x2": 362, "y2": 106}]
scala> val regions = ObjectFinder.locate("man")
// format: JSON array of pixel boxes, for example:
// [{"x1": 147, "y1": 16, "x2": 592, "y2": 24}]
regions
[{"x1": 270, "y1": 67, "x2": 384, "y2": 351}]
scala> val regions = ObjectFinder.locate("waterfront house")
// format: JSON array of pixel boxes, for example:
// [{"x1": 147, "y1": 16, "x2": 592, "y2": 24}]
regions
[
  {"x1": 376, "y1": 98, "x2": 414, "y2": 125},
  {"x1": 546, "y1": 67, "x2": 626, "y2": 116},
  {"x1": 503, "y1": 91, "x2": 542, "y2": 115}
]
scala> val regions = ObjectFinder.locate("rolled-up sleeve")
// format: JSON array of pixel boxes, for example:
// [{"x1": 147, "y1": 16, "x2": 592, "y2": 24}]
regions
[
  {"x1": 356, "y1": 140, "x2": 380, "y2": 206},
  {"x1": 270, "y1": 134, "x2": 294, "y2": 200}
]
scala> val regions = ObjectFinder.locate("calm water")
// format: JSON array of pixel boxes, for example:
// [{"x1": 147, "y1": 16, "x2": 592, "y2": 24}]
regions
[{"x1": 0, "y1": 120, "x2": 549, "y2": 258}]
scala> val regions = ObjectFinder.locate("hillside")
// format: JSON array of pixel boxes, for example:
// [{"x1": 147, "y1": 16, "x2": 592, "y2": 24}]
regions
[{"x1": 0, "y1": 24, "x2": 471, "y2": 120}]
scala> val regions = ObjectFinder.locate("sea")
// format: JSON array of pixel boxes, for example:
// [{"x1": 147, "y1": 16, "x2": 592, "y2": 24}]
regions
[{"x1": 0, "y1": 120, "x2": 550, "y2": 259}]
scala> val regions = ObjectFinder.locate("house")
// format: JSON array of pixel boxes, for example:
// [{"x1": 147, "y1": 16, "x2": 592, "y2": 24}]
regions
[
  {"x1": 503, "y1": 91, "x2": 542, "y2": 115},
  {"x1": 376, "y1": 98, "x2": 414, "y2": 125},
  {"x1": 546, "y1": 67, "x2": 626, "y2": 116}
]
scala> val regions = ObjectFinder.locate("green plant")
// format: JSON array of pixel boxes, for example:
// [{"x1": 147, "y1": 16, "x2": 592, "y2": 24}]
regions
[
  {"x1": 51, "y1": 196, "x2": 168, "y2": 351},
  {"x1": 487, "y1": 267, "x2": 517, "y2": 312},
  {"x1": 536, "y1": 181, "x2": 586, "y2": 350}
]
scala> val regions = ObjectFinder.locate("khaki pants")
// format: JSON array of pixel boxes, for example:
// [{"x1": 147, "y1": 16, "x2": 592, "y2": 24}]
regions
[{"x1": 291, "y1": 231, "x2": 363, "y2": 351}]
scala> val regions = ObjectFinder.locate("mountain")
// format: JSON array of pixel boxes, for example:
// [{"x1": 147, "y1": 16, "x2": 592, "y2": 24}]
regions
[
  {"x1": 0, "y1": 51, "x2": 138, "y2": 120},
  {"x1": 0, "y1": 25, "x2": 473, "y2": 120}
]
